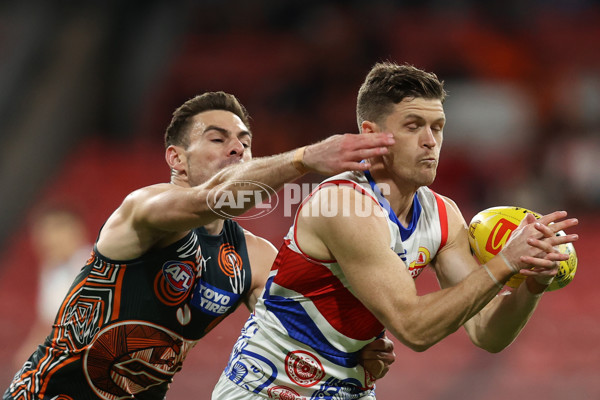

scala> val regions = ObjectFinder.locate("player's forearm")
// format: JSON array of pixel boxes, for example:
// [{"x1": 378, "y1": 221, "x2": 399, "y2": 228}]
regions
[
  {"x1": 203, "y1": 132, "x2": 396, "y2": 199},
  {"x1": 195, "y1": 149, "x2": 304, "y2": 220},
  {"x1": 141, "y1": 151, "x2": 303, "y2": 231},
  {"x1": 466, "y1": 279, "x2": 543, "y2": 352},
  {"x1": 206, "y1": 149, "x2": 303, "y2": 193},
  {"x1": 389, "y1": 257, "x2": 513, "y2": 352}
]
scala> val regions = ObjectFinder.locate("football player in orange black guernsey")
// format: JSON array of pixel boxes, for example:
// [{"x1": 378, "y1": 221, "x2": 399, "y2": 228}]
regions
[{"x1": 4, "y1": 92, "x2": 397, "y2": 399}]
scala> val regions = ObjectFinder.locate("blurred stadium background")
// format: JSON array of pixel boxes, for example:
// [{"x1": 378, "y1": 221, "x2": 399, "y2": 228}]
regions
[{"x1": 1, "y1": 1, "x2": 599, "y2": 398}]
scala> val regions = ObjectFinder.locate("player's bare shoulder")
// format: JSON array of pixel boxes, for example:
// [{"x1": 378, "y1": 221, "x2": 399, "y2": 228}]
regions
[
  {"x1": 242, "y1": 229, "x2": 278, "y2": 308},
  {"x1": 434, "y1": 193, "x2": 469, "y2": 256},
  {"x1": 437, "y1": 194, "x2": 467, "y2": 229},
  {"x1": 122, "y1": 183, "x2": 176, "y2": 218},
  {"x1": 243, "y1": 230, "x2": 278, "y2": 262},
  {"x1": 242, "y1": 230, "x2": 277, "y2": 281},
  {"x1": 97, "y1": 183, "x2": 175, "y2": 260}
]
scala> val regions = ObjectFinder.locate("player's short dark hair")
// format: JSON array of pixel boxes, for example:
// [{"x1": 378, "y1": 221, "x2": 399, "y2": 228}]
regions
[
  {"x1": 356, "y1": 62, "x2": 447, "y2": 129},
  {"x1": 164, "y1": 91, "x2": 251, "y2": 148}
]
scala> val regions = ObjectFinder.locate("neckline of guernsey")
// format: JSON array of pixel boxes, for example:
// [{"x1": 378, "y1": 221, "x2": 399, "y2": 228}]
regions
[{"x1": 363, "y1": 170, "x2": 421, "y2": 242}]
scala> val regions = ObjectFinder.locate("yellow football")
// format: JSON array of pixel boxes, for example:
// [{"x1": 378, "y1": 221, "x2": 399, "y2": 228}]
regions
[{"x1": 468, "y1": 206, "x2": 577, "y2": 291}]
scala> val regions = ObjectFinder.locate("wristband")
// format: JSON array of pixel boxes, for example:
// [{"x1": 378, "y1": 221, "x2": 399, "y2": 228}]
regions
[
  {"x1": 483, "y1": 264, "x2": 504, "y2": 291},
  {"x1": 499, "y1": 251, "x2": 519, "y2": 274},
  {"x1": 293, "y1": 146, "x2": 309, "y2": 174}
]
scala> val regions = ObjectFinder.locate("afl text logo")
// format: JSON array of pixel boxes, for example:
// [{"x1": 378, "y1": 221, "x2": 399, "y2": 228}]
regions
[
  {"x1": 207, "y1": 180, "x2": 278, "y2": 220},
  {"x1": 154, "y1": 261, "x2": 195, "y2": 306}
]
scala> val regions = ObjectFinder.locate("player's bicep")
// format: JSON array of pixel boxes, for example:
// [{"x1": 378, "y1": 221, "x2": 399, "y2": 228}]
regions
[
  {"x1": 134, "y1": 188, "x2": 190, "y2": 231},
  {"x1": 304, "y1": 188, "x2": 418, "y2": 324},
  {"x1": 97, "y1": 186, "x2": 175, "y2": 257},
  {"x1": 324, "y1": 217, "x2": 421, "y2": 338},
  {"x1": 300, "y1": 186, "x2": 391, "y2": 266},
  {"x1": 133, "y1": 184, "x2": 219, "y2": 232},
  {"x1": 429, "y1": 198, "x2": 493, "y2": 339}
]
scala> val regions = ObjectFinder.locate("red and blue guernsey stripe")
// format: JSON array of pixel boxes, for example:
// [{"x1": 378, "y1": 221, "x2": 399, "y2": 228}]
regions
[
  {"x1": 261, "y1": 173, "x2": 448, "y2": 369},
  {"x1": 263, "y1": 240, "x2": 384, "y2": 368}
]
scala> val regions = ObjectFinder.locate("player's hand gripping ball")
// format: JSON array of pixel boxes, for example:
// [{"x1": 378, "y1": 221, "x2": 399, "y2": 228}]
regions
[{"x1": 468, "y1": 206, "x2": 577, "y2": 291}]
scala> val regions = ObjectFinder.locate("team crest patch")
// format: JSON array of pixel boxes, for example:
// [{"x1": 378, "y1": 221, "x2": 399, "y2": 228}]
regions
[
  {"x1": 285, "y1": 350, "x2": 325, "y2": 387},
  {"x1": 408, "y1": 246, "x2": 431, "y2": 278},
  {"x1": 154, "y1": 261, "x2": 196, "y2": 306}
]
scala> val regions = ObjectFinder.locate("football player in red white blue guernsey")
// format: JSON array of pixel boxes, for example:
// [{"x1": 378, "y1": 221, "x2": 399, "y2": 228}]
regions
[
  {"x1": 212, "y1": 63, "x2": 579, "y2": 399},
  {"x1": 4, "y1": 92, "x2": 396, "y2": 400}
]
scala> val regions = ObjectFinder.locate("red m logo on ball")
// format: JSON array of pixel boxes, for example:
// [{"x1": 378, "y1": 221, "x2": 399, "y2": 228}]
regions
[{"x1": 485, "y1": 218, "x2": 518, "y2": 256}]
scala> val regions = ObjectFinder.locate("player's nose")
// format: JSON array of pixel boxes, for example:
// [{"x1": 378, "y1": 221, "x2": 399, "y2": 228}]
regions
[{"x1": 228, "y1": 138, "x2": 245, "y2": 156}]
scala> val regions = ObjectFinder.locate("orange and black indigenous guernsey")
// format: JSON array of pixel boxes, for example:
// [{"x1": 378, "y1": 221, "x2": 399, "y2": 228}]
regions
[{"x1": 4, "y1": 219, "x2": 251, "y2": 400}]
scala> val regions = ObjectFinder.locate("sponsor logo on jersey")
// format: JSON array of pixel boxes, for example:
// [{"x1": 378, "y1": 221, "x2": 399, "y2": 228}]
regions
[{"x1": 189, "y1": 280, "x2": 240, "y2": 316}]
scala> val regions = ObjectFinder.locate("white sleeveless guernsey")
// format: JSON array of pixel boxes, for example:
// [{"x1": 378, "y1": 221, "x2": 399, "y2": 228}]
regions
[{"x1": 216, "y1": 171, "x2": 449, "y2": 399}]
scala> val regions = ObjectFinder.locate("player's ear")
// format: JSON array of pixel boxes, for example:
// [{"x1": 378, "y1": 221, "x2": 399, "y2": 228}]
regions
[
  {"x1": 361, "y1": 120, "x2": 379, "y2": 134},
  {"x1": 166, "y1": 145, "x2": 186, "y2": 176}
]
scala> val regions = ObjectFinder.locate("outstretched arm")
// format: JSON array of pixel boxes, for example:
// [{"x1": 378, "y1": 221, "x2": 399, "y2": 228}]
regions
[
  {"x1": 134, "y1": 133, "x2": 395, "y2": 232},
  {"x1": 97, "y1": 133, "x2": 394, "y2": 259}
]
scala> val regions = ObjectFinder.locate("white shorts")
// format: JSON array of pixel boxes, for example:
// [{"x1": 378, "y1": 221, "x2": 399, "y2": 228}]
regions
[
  {"x1": 211, "y1": 372, "x2": 377, "y2": 400},
  {"x1": 211, "y1": 373, "x2": 265, "y2": 400}
]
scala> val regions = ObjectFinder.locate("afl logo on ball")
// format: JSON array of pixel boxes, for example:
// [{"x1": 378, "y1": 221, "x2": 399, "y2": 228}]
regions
[{"x1": 284, "y1": 350, "x2": 325, "y2": 387}]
